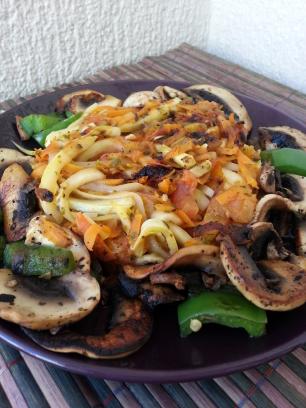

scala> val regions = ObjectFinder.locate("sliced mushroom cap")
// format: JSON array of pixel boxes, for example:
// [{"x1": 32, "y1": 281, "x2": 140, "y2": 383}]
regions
[
  {"x1": 153, "y1": 86, "x2": 187, "y2": 101},
  {"x1": 259, "y1": 163, "x2": 276, "y2": 194},
  {"x1": 0, "y1": 268, "x2": 100, "y2": 329},
  {"x1": 0, "y1": 214, "x2": 101, "y2": 330},
  {"x1": 253, "y1": 193, "x2": 305, "y2": 223},
  {"x1": 183, "y1": 84, "x2": 252, "y2": 135},
  {"x1": 249, "y1": 222, "x2": 290, "y2": 260},
  {"x1": 123, "y1": 91, "x2": 160, "y2": 107},
  {"x1": 0, "y1": 148, "x2": 33, "y2": 174},
  {"x1": 186, "y1": 221, "x2": 250, "y2": 245},
  {"x1": 123, "y1": 244, "x2": 219, "y2": 279},
  {"x1": 0, "y1": 163, "x2": 37, "y2": 241},
  {"x1": 258, "y1": 126, "x2": 306, "y2": 151},
  {"x1": 23, "y1": 298, "x2": 152, "y2": 359},
  {"x1": 119, "y1": 272, "x2": 184, "y2": 308},
  {"x1": 56, "y1": 90, "x2": 105, "y2": 114},
  {"x1": 220, "y1": 235, "x2": 306, "y2": 310},
  {"x1": 56, "y1": 90, "x2": 122, "y2": 114}
]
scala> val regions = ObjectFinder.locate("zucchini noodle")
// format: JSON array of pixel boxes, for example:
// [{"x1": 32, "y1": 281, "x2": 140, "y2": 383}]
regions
[
  {"x1": 39, "y1": 136, "x2": 96, "y2": 222},
  {"x1": 57, "y1": 168, "x2": 104, "y2": 221},
  {"x1": 33, "y1": 93, "x2": 261, "y2": 266}
]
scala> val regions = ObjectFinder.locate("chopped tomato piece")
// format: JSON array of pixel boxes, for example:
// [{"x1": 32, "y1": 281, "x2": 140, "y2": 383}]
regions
[{"x1": 170, "y1": 170, "x2": 199, "y2": 220}]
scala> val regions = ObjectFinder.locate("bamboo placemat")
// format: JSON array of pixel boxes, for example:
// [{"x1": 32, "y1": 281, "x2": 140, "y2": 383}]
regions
[{"x1": 0, "y1": 43, "x2": 305, "y2": 408}]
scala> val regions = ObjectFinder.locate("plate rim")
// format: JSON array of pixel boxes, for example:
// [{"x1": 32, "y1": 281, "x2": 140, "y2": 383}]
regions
[{"x1": 0, "y1": 79, "x2": 305, "y2": 382}]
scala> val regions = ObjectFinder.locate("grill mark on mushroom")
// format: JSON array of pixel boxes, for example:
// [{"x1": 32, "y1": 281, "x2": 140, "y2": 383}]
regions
[
  {"x1": 258, "y1": 126, "x2": 306, "y2": 151},
  {"x1": 23, "y1": 298, "x2": 152, "y2": 359},
  {"x1": 0, "y1": 163, "x2": 37, "y2": 241},
  {"x1": 220, "y1": 235, "x2": 306, "y2": 311}
]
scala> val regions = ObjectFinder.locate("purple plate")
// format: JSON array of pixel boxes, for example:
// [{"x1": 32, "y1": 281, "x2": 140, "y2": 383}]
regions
[{"x1": 0, "y1": 80, "x2": 305, "y2": 382}]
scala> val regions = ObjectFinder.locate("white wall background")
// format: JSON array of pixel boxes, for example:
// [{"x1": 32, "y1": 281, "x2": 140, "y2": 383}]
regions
[
  {"x1": 1, "y1": 0, "x2": 306, "y2": 101},
  {"x1": 207, "y1": 0, "x2": 306, "y2": 95}
]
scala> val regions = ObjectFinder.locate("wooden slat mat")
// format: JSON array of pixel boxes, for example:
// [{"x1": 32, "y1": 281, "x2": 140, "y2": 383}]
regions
[{"x1": 0, "y1": 43, "x2": 305, "y2": 407}]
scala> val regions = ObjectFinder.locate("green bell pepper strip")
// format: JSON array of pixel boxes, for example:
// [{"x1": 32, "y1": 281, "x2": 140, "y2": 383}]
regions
[
  {"x1": 32, "y1": 112, "x2": 82, "y2": 147},
  {"x1": 4, "y1": 242, "x2": 76, "y2": 277},
  {"x1": 20, "y1": 114, "x2": 62, "y2": 137},
  {"x1": 178, "y1": 291, "x2": 267, "y2": 338},
  {"x1": 261, "y1": 148, "x2": 306, "y2": 176}
]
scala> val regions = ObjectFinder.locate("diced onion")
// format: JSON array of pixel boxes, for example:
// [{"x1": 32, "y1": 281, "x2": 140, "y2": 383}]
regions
[
  {"x1": 222, "y1": 167, "x2": 244, "y2": 188},
  {"x1": 224, "y1": 162, "x2": 239, "y2": 172},
  {"x1": 201, "y1": 185, "x2": 215, "y2": 198},
  {"x1": 173, "y1": 153, "x2": 196, "y2": 169},
  {"x1": 134, "y1": 254, "x2": 165, "y2": 265},
  {"x1": 194, "y1": 189, "x2": 210, "y2": 211},
  {"x1": 190, "y1": 160, "x2": 212, "y2": 177}
]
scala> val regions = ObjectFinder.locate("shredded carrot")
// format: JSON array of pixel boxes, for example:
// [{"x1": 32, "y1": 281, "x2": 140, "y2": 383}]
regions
[
  {"x1": 155, "y1": 203, "x2": 175, "y2": 212},
  {"x1": 84, "y1": 224, "x2": 111, "y2": 251},
  {"x1": 164, "y1": 141, "x2": 194, "y2": 160},
  {"x1": 158, "y1": 178, "x2": 170, "y2": 194},
  {"x1": 237, "y1": 149, "x2": 259, "y2": 188},
  {"x1": 35, "y1": 141, "x2": 60, "y2": 162},
  {"x1": 215, "y1": 186, "x2": 257, "y2": 224},
  {"x1": 102, "y1": 178, "x2": 124, "y2": 185},
  {"x1": 175, "y1": 209, "x2": 196, "y2": 227},
  {"x1": 129, "y1": 212, "x2": 143, "y2": 244},
  {"x1": 31, "y1": 163, "x2": 47, "y2": 180},
  {"x1": 74, "y1": 213, "x2": 114, "y2": 259},
  {"x1": 41, "y1": 219, "x2": 72, "y2": 248},
  {"x1": 184, "y1": 239, "x2": 202, "y2": 247},
  {"x1": 61, "y1": 163, "x2": 82, "y2": 178},
  {"x1": 137, "y1": 100, "x2": 160, "y2": 116}
]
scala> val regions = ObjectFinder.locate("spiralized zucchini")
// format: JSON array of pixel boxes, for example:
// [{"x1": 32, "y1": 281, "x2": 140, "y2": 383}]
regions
[
  {"x1": 131, "y1": 219, "x2": 178, "y2": 257},
  {"x1": 69, "y1": 197, "x2": 134, "y2": 231},
  {"x1": 39, "y1": 136, "x2": 97, "y2": 222},
  {"x1": 33, "y1": 92, "x2": 260, "y2": 267},
  {"x1": 57, "y1": 168, "x2": 104, "y2": 221}
]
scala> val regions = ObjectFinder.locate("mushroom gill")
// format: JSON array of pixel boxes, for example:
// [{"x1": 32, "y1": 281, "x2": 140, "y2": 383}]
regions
[
  {"x1": 0, "y1": 163, "x2": 37, "y2": 242},
  {"x1": 258, "y1": 126, "x2": 306, "y2": 151},
  {"x1": 220, "y1": 235, "x2": 306, "y2": 311},
  {"x1": 56, "y1": 89, "x2": 121, "y2": 114}
]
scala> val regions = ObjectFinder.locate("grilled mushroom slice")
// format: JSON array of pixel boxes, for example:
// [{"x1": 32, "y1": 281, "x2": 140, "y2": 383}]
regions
[
  {"x1": 123, "y1": 244, "x2": 219, "y2": 279},
  {"x1": 0, "y1": 215, "x2": 100, "y2": 330},
  {"x1": 0, "y1": 148, "x2": 33, "y2": 173},
  {"x1": 259, "y1": 163, "x2": 306, "y2": 203},
  {"x1": 0, "y1": 163, "x2": 37, "y2": 241},
  {"x1": 153, "y1": 86, "x2": 187, "y2": 100},
  {"x1": 56, "y1": 90, "x2": 121, "y2": 113},
  {"x1": 0, "y1": 267, "x2": 100, "y2": 330},
  {"x1": 183, "y1": 84, "x2": 252, "y2": 135},
  {"x1": 249, "y1": 222, "x2": 290, "y2": 261},
  {"x1": 119, "y1": 272, "x2": 184, "y2": 308},
  {"x1": 23, "y1": 298, "x2": 152, "y2": 359},
  {"x1": 123, "y1": 91, "x2": 160, "y2": 107},
  {"x1": 258, "y1": 126, "x2": 306, "y2": 151},
  {"x1": 253, "y1": 193, "x2": 306, "y2": 222},
  {"x1": 220, "y1": 235, "x2": 306, "y2": 311}
]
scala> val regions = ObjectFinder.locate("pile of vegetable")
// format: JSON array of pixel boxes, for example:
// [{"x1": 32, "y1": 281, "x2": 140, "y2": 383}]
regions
[{"x1": 0, "y1": 84, "x2": 304, "y2": 359}]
